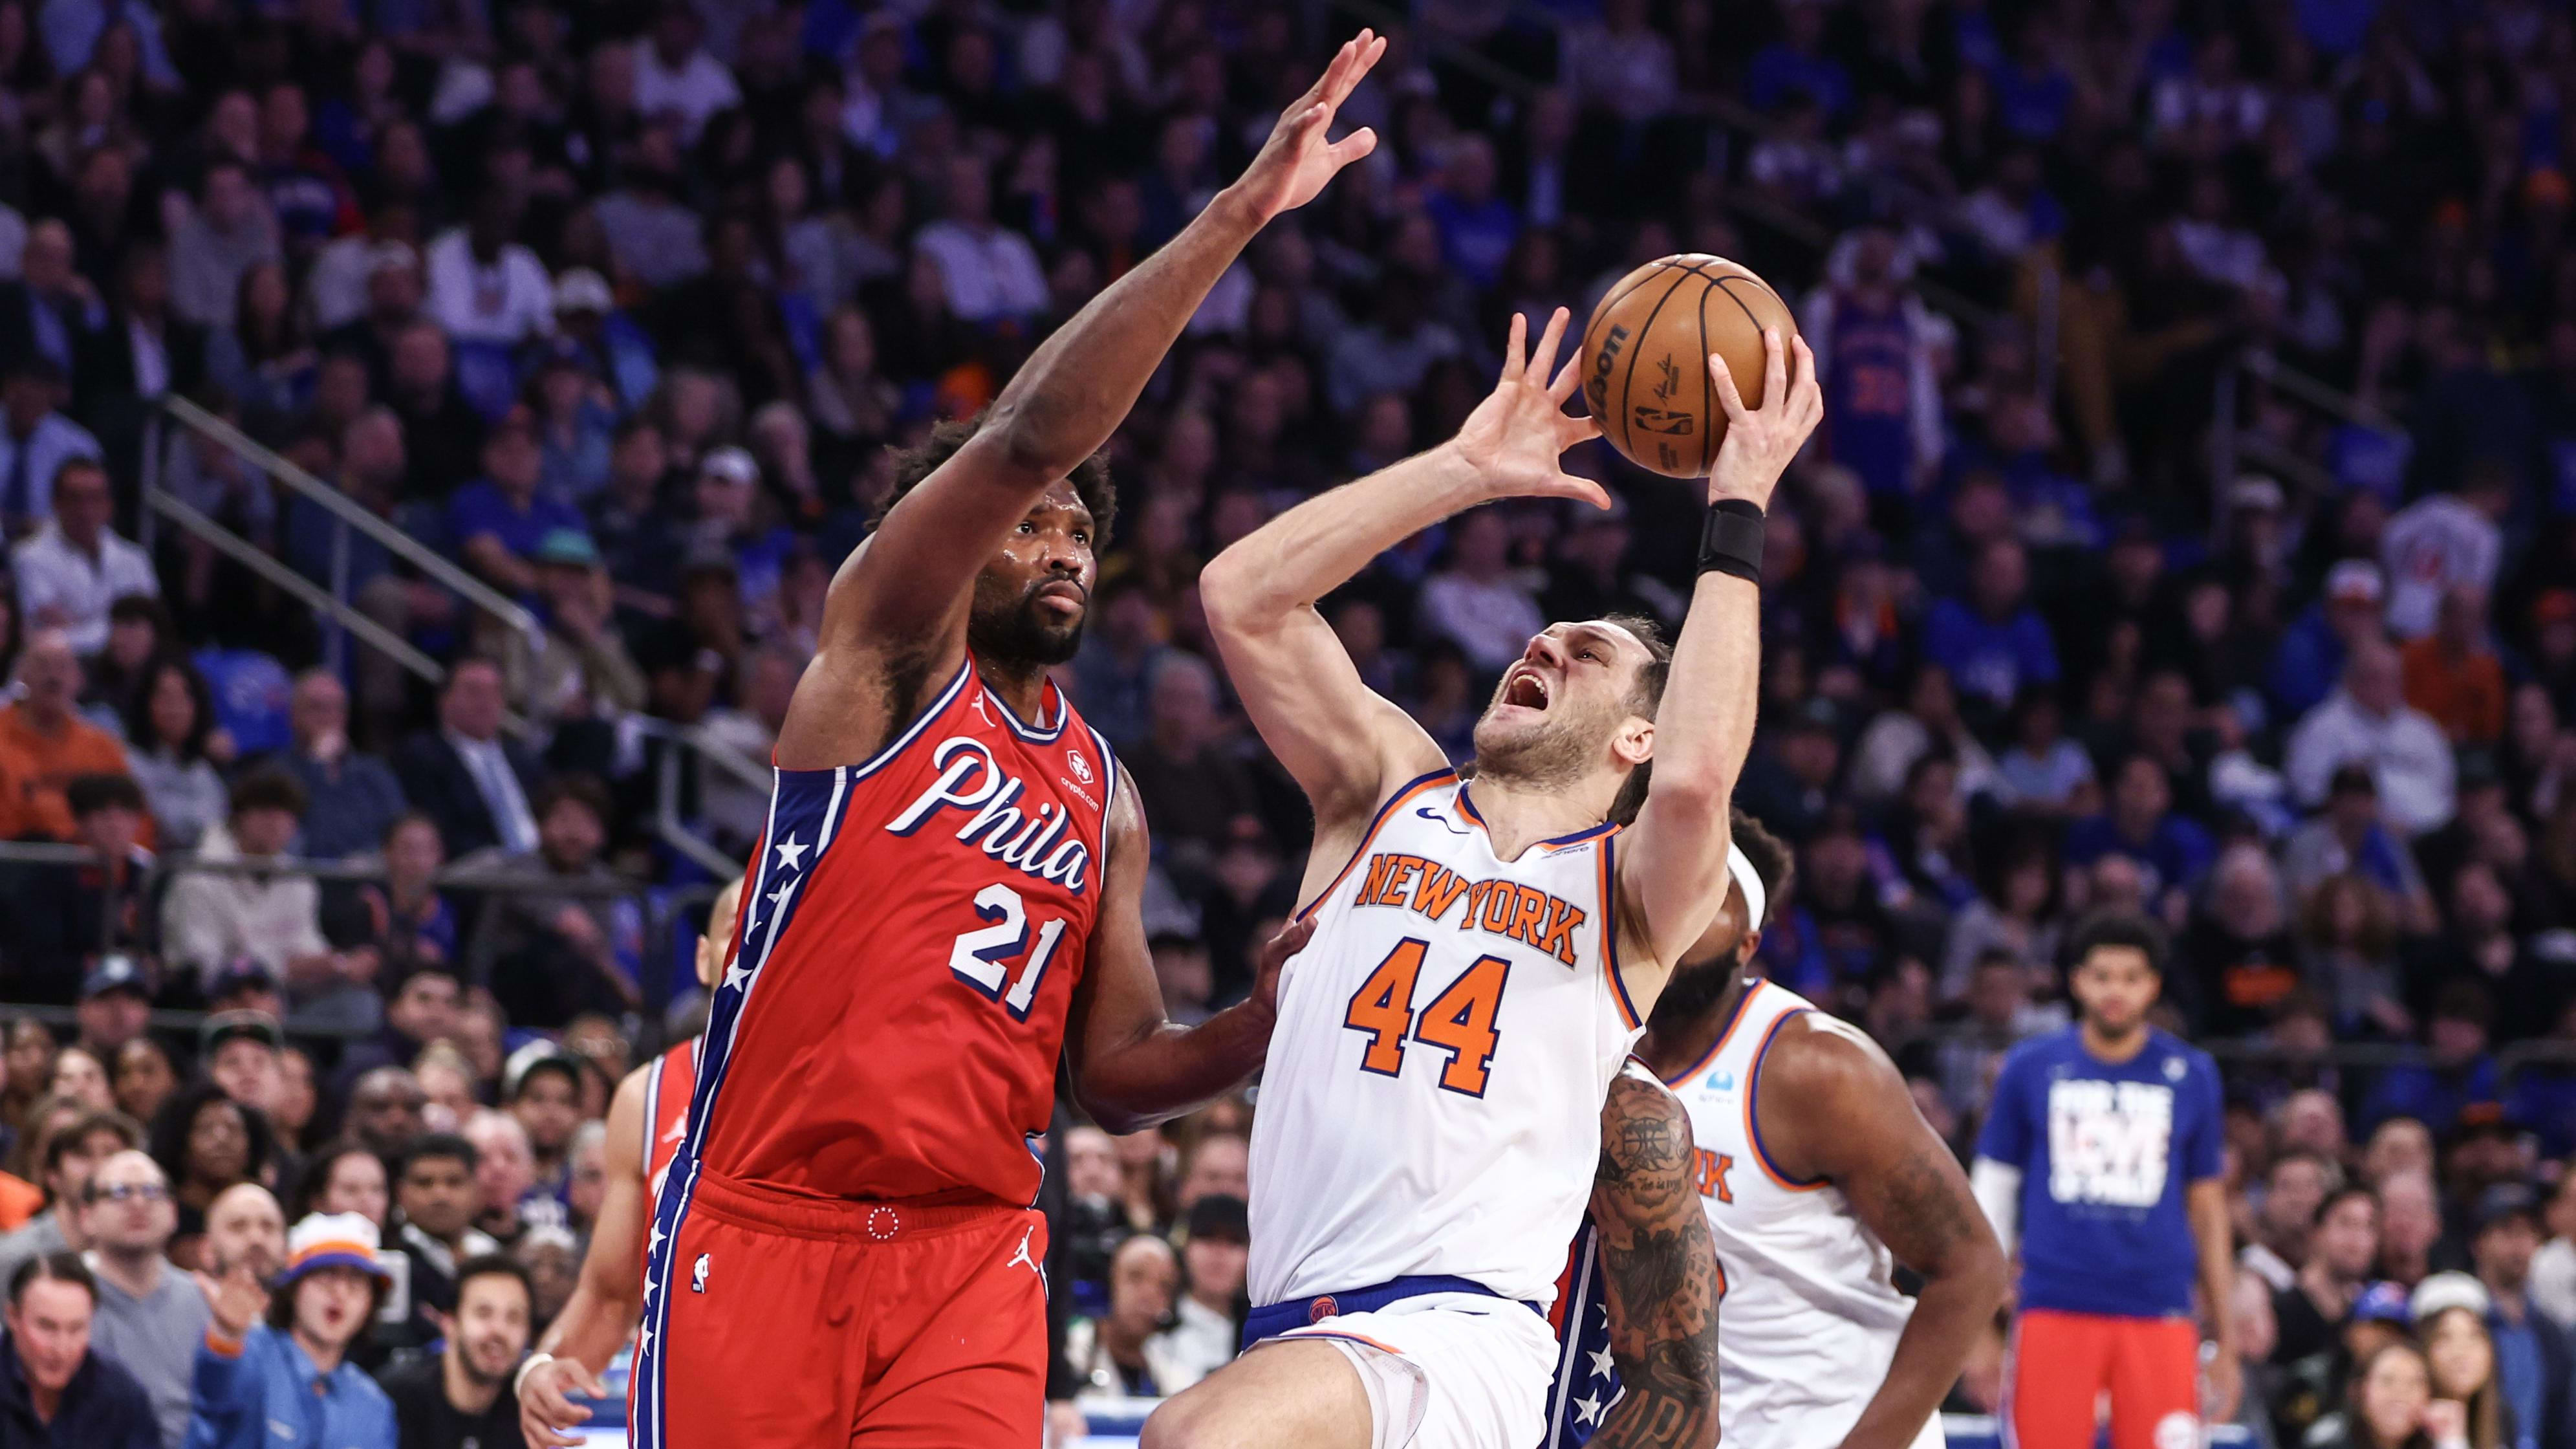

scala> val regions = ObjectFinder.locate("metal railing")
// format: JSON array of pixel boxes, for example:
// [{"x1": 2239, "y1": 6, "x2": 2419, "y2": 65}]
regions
[
  {"x1": 138, "y1": 397, "x2": 773, "y2": 885},
  {"x1": 0, "y1": 840, "x2": 731, "y2": 1056}
]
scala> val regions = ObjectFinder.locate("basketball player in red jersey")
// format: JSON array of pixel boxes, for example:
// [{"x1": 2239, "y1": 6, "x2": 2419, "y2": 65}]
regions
[
  {"x1": 632, "y1": 33, "x2": 1388, "y2": 1449},
  {"x1": 515, "y1": 877, "x2": 740, "y2": 1447}
]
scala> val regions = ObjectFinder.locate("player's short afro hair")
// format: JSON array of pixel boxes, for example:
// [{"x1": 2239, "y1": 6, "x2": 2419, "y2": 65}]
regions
[{"x1": 876, "y1": 413, "x2": 1118, "y2": 549}]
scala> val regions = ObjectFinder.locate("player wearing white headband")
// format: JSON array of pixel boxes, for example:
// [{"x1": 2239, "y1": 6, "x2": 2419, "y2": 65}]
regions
[{"x1": 1543, "y1": 807, "x2": 2009, "y2": 1449}]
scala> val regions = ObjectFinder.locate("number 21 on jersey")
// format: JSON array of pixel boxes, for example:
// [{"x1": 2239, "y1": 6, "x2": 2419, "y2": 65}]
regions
[
  {"x1": 949, "y1": 883, "x2": 1066, "y2": 1020},
  {"x1": 1343, "y1": 938, "x2": 1511, "y2": 1097}
]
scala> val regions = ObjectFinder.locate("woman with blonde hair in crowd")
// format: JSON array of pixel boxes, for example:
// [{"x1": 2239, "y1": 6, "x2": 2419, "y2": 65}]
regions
[{"x1": 2413, "y1": 1274, "x2": 2509, "y2": 1449}]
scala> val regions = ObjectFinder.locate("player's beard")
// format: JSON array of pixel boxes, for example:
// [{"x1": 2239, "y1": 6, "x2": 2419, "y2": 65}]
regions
[
  {"x1": 969, "y1": 571, "x2": 1087, "y2": 668},
  {"x1": 1469, "y1": 692, "x2": 1608, "y2": 792},
  {"x1": 1646, "y1": 939, "x2": 1753, "y2": 1032}
]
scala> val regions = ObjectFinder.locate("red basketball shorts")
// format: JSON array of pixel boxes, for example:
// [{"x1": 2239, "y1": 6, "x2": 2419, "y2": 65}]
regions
[
  {"x1": 2005, "y1": 1307, "x2": 2201, "y2": 1449},
  {"x1": 638, "y1": 1171, "x2": 1049, "y2": 1448}
]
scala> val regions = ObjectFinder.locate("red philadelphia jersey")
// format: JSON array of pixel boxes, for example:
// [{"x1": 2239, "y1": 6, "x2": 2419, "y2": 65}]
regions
[
  {"x1": 642, "y1": 1039, "x2": 697, "y2": 1214},
  {"x1": 686, "y1": 659, "x2": 1115, "y2": 1207}
]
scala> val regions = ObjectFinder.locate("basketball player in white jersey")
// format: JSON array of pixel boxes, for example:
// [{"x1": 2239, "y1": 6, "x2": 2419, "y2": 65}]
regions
[
  {"x1": 1552, "y1": 809, "x2": 2006, "y2": 1449},
  {"x1": 518, "y1": 878, "x2": 741, "y2": 1447},
  {"x1": 1147, "y1": 312, "x2": 1821, "y2": 1449}
]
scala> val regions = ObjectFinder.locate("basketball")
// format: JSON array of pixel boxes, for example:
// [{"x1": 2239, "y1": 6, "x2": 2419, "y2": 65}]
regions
[{"x1": 1577, "y1": 255, "x2": 1800, "y2": 479}]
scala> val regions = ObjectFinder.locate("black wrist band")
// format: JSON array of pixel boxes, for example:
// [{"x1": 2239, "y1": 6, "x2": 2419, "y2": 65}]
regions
[{"x1": 1698, "y1": 499, "x2": 1766, "y2": 583}]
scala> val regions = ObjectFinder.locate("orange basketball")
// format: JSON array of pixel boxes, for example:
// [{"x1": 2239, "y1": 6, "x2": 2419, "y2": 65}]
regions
[{"x1": 1577, "y1": 254, "x2": 1799, "y2": 479}]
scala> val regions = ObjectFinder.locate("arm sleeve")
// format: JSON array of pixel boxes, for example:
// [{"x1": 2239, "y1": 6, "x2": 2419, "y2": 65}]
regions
[{"x1": 1970, "y1": 1159, "x2": 2023, "y2": 1259}]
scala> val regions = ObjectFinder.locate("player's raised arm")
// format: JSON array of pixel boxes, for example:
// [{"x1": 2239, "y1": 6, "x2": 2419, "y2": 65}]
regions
[
  {"x1": 1616, "y1": 331, "x2": 1821, "y2": 994},
  {"x1": 1754, "y1": 1015, "x2": 2009, "y2": 1449},
  {"x1": 1590, "y1": 1067, "x2": 1722, "y2": 1449},
  {"x1": 777, "y1": 31, "x2": 1385, "y2": 769},
  {"x1": 1202, "y1": 307, "x2": 1605, "y2": 836},
  {"x1": 519, "y1": 1064, "x2": 650, "y2": 1448}
]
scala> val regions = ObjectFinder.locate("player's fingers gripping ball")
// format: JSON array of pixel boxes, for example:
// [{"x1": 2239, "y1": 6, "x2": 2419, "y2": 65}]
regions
[{"x1": 1579, "y1": 254, "x2": 1799, "y2": 478}]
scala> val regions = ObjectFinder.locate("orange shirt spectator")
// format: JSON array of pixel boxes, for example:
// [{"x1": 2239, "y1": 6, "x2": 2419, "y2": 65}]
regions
[
  {"x1": 0, "y1": 629, "x2": 136, "y2": 842},
  {"x1": 0, "y1": 1171, "x2": 37, "y2": 1230},
  {"x1": 2399, "y1": 587, "x2": 2506, "y2": 746}
]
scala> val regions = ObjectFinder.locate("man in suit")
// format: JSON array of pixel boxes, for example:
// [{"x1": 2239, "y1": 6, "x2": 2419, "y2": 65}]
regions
[
  {"x1": 72, "y1": 244, "x2": 206, "y2": 461},
  {"x1": 393, "y1": 657, "x2": 545, "y2": 860},
  {"x1": 0, "y1": 221, "x2": 100, "y2": 379}
]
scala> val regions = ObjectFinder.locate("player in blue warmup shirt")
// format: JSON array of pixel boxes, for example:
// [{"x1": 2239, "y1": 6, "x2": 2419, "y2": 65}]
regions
[{"x1": 1971, "y1": 912, "x2": 2237, "y2": 1449}]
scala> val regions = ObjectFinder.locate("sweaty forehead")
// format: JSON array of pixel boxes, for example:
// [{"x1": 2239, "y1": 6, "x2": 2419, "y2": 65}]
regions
[{"x1": 1028, "y1": 480, "x2": 1093, "y2": 523}]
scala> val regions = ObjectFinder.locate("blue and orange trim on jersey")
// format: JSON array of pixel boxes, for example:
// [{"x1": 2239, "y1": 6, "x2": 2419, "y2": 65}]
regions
[
  {"x1": 1654, "y1": 978, "x2": 1768, "y2": 1088},
  {"x1": 1292, "y1": 768, "x2": 1460, "y2": 922},
  {"x1": 1745, "y1": 1006, "x2": 1827, "y2": 1190}
]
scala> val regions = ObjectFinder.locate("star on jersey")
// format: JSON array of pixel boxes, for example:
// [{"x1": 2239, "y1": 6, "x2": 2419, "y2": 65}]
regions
[
  {"x1": 1574, "y1": 1389, "x2": 1605, "y2": 1426},
  {"x1": 648, "y1": 1221, "x2": 667, "y2": 1252},
  {"x1": 722, "y1": 961, "x2": 751, "y2": 994},
  {"x1": 773, "y1": 834, "x2": 807, "y2": 871},
  {"x1": 1588, "y1": 1344, "x2": 1616, "y2": 1380}
]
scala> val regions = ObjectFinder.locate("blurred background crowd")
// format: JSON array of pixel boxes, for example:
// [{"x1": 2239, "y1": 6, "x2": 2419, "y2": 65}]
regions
[{"x1": 0, "y1": 0, "x2": 2563, "y2": 1443}]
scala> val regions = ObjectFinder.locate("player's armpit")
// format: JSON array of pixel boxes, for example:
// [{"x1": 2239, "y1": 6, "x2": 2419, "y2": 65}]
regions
[{"x1": 1590, "y1": 1072, "x2": 1721, "y2": 1449}]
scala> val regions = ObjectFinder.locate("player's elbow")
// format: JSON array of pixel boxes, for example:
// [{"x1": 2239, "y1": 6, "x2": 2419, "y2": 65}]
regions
[
  {"x1": 1196, "y1": 549, "x2": 1265, "y2": 633},
  {"x1": 984, "y1": 393, "x2": 1085, "y2": 480},
  {"x1": 1943, "y1": 1223, "x2": 2012, "y2": 1320}
]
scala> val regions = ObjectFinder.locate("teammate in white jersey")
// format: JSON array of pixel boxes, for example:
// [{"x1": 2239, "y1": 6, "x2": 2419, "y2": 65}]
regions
[
  {"x1": 1147, "y1": 312, "x2": 1819, "y2": 1449},
  {"x1": 1552, "y1": 809, "x2": 2005, "y2": 1449}
]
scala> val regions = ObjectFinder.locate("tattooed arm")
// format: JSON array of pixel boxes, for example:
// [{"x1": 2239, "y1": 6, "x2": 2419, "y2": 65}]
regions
[
  {"x1": 1754, "y1": 1014, "x2": 2008, "y2": 1449},
  {"x1": 1591, "y1": 1067, "x2": 1722, "y2": 1449}
]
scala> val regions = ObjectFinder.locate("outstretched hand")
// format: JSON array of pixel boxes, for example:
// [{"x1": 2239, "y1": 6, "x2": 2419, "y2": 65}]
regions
[
  {"x1": 1242, "y1": 913, "x2": 1319, "y2": 1027},
  {"x1": 1451, "y1": 307, "x2": 1610, "y2": 507},
  {"x1": 1705, "y1": 328, "x2": 1823, "y2": 510},
  {"x1": 193, "y1": 1263, "x2": 269, "y2": 1342},
  {"x1": 1230, "y1": 31, "x2": 1386, "y2": 223}
]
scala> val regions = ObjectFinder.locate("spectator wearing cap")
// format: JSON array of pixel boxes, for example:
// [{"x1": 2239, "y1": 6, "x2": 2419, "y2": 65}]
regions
[
  {"x1": 2288, "y1": 637, "x2": 2457, "y2": 836},
  {"x1": 2272, "y1": 560, "x2": 2390, "y2": 723},
  {"x1": 393, "y1": 657, "x2": 545, "y2": 861},
  {"x1": 2382, "y1": 463, "x2": 2511, "y2": 642},
  {"x1": 504, "y1": 528, "x2": 645, "y2": 744},
  {"x1": 0, "y1": 1252, "x2": 157, "y2": 1449},
  {"x1": 2463, "y1": 1186, "x2": 2576, "y2": 1449},
  {"x1": 160, "y1": 774, "x2": 358, "y2": 1020},
  {"x1": 188, "y1": 1212, "x2": 397, "y2": 1449},
  {"x1": 315, "y1": 242, "x2": 422, "y2": 400},
  {"x1": 0, "y1": 1111, "x2": 140, "y2": 1290},
  {"x1": 8, "y1": 458, "x2": 151, "y2": 660},
  {"x1": 0, "y1": 363, "x2": 100, "y2": 539},
  {"x1": 3, "y1": 773, "x2": 150, "y2": 1003},
  {"x1": 266, "y1": 671, "x2": 406, "y2": 865},
  {"x1": 1156, "y1": 1195, "x2": 1248, "y2": 1391},
  {"x1": 0, "y1": 631, "x2": 135, "y2": 844},
  {"x1": 69, "y1": 957, "x2": 148, "y2": 1065},
  {"x1": 550, "y1": 268, "x2": 658, "y2": 413},
  {"x1": 2401, "y1": 586, "x2": 2509, "y2": 748},
  {"x1": 445, "y1": 408, "x2": 587, "y2": 600},
  {"x1": 502, "y1": 1047, "x2": 581, "y2": 1213},
  {"x1": 465, "y1": 775, "x2": 636, "y2": 1029},
  {"x1": 198, "y1": 1016, "x2": 283, "y2": 1125},
  {"x1": 80, "y1": 1149, "x2": 208, "y2": 1448},
  {"x1": 2285, "y1": 765, "x2": 2438, "y2": 928}
]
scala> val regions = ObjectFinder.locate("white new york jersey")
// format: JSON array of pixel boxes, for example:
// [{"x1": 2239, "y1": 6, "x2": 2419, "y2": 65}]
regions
[
  {"x1": 1249, "y1": 769, "x2": 1642, "y2": 1309},
  {"x1": 1666, "y1": 979, "x2": 1918, "y2": 1449}
]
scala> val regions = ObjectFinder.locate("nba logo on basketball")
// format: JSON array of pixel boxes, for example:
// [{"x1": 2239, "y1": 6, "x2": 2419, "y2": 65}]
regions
[{"x1": 1066, "y1": 749, "x2": 1092, "y2": 784}]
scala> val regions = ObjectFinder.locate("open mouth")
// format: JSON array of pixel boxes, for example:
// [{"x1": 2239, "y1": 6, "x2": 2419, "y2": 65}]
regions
[{"x1": 1502, "y1": 668, "x2": 1551, "y2": 712}]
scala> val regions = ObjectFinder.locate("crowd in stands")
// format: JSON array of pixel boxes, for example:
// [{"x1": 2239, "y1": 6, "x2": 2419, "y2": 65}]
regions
[{"x1": 0, "y1": 0, "x2": 2559, "y2": 1443}]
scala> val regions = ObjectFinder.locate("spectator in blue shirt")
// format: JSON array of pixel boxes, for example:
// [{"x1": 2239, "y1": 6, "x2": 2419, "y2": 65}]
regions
[
  {"x1": 444, "y1": 406, "x2": 584, "y2": 602},
  {"x1": 0, "y1": 1252, "x2": 157, "y2": 1449},
  {"x1": 2460, "y1": 1187, "x2": 2576, "y2": 1449},
  {"x1": 1745, "y1": 0, "x2": 1852, "y2": 119},
  {"x1": 1423, "y1": 136, "x2": 1520, "y2": 291},
  {"x1": 2361, "y1": 982, "x2": 2504, "y2": 1134},
  {"x1": 185, "y1": 1212, "x2": 395, "y2": 1449},
  {"x1": 2269, "y1": 560, "x2": 2388, "y2": 722},
  {"x1": 1922, "y1": 538, "x2": 2059, "y2": 722},
  {"x1": 2063, "y1": 754, "x2": 2216, "y2": 921}
]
